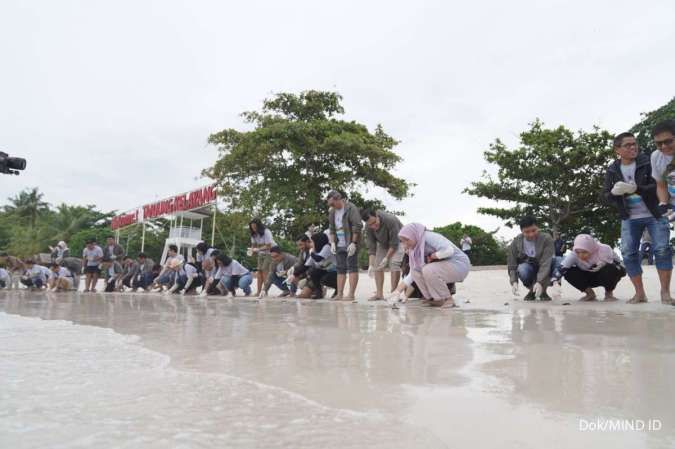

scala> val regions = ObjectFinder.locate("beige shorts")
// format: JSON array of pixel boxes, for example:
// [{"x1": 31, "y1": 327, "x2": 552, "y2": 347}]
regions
[
  {"x1": 257, "y1": 253, "x2": 273, "y2": 272},
  {"x1": 374, "y1": 245, "x2": 404, "y2": 272},
  {"x1": 58, "y1": 277, "x2": 74, "y2": 290}
]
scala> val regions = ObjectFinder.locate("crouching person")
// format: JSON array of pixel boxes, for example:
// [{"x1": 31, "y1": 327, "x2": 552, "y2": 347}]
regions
[
  {"x1": 259, "y1": 246, "x2": 297, "y2": 298},
  {"x1": 508, "y1": 216, "x2": 560, "y2": 301},
  {"x1": 200, "y1": 257, "x2": 222, "y2": 296},
  {"x1": 298, "y1": 232, "x2": 338, "y2": 299},
  {"x1": 215, "y1": 254, "x2": 253, "y2": 297},
  {"x1": 48, "y1": 262, "x2": 75, "y2": 291},
  {"x1": 168, "y1": 260, "x2": 203, "y2": 295},
  {"x1": 389, "y1": 223, "x2": 470, "y2": 308},
  {"x1": 21, "y1": 259, "x2": 50, "y2": 290},
  {"x1": 0, "y1": 267, "x2": 10, "y2": 289},
  {"x1": 132, "y1": 253, "x2": 155, "y2": 291},
  {"x1": 101, "y1": 258, "x2": 124, "y2": 292},
  {"x1": 552, "y1": 234, "x2": 626, "y2": 301}
]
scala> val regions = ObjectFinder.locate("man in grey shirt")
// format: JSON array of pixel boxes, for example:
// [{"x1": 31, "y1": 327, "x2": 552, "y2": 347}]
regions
[
  {"x1": 361, "y1": 208, "x2": 404, "y2": 300},
  {"x1": 507, "y1": 216, "x2": 559, "y2": 301},
  {"x1": 327, "y1": 190, "x2": 363, "y2": 301}
]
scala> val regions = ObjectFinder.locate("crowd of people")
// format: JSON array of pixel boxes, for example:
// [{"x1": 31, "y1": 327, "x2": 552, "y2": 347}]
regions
[{"x1": 1, "y1": 120, "x2": 675, "y2": 307}]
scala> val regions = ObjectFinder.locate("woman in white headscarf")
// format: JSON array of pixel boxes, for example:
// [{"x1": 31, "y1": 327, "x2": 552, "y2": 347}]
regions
[
  {"x1": 552, "y1": 234, "x2": 625, "y2": 302},
  {"x1": 50, "y1": 241, "x2": 70, "y2": 263}
]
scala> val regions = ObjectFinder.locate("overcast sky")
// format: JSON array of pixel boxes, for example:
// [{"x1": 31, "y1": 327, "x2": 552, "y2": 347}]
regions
[{"x1": 1, "y1": 0, "x2": 673, "y2": 239}]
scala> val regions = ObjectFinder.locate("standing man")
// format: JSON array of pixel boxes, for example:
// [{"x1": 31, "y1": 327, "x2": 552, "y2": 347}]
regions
[
  {"x1": 553, "y1": 232, "x2": 565, "y2": 258},
  {"x1": 460, "y1": 234, "x2": 473, "y2": 262},
  {"x1": 603, "y1": 131, "x2": 672, "y2": 304},
  {"x1": 326, "y1": 190, "x2": 363, "y2": 301},
  {"x1": 507, "y1": 216, "x2": 558, "y2": 301},
  {"x1": 82, "y1": 239, "x2": 104, "y2": 292},
  {"x1": 360, "y1": 209, "x2": 404, "y2": 301},
  {"x1": 103, "y1": 235, "x2": 125, "y2": 262}
]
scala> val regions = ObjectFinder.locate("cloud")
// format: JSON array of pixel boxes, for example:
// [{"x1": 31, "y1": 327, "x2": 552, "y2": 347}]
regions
[{"x1": 1, "y1": 0, "x2": 673, "y2": 242}]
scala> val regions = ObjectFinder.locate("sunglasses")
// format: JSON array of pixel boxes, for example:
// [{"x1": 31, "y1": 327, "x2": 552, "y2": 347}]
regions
[{"x1": 655, "y1": 137, "x2": 674, "y2": 148}]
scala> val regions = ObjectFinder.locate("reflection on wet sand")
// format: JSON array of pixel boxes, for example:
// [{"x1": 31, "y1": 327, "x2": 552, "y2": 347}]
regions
[{"x1": 2, "y1": 289, "x2": 674, "y2": 448}]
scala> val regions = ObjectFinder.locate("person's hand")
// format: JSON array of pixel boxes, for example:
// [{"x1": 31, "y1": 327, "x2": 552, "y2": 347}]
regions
[
  {"x1": 611, "y1": 181, "x2": 637, "y2": 196},
  {"x1": 258, "y1": 290, "x2": 266, "y2": 299},
  {"x1": 330, "y1": 242, "x2": 337, "y2": 255},
  {"x1": 347, "y1": 243, "x2": 357, "y2": 257},
  {"x1": 386, "y1": 290, "x2": 406, "y2": 305},
  {"x1": 376, "y1": 257, "x2": 389, "y2": 271},
  {"x1": 589, "y1": 263, "x2": 605, "y2": 272},
  {"x1": 533, "y1": 282, "x2": 543, "y2": 297},
  {"x1": 658, "y1": 203, "x2": 671, "y2": 216},
  {"x1": 511, "y1": 282, "x2": 519, "y2": 296},
  {"x1": 368, "y1": 266, "x2": 375, "y2": 278},
  {"x1": 287, "y1": 274, "x2": 296, "y2": 284}
]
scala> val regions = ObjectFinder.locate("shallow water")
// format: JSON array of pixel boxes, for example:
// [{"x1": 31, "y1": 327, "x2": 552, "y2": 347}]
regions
[{"x1": 2, "y1": 270, "x2": 675, "y2": 448}]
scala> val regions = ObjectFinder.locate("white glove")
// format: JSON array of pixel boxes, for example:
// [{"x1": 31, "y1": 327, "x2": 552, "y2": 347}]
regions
[
  {"x1": 258, "y1": 290, "x2": 266, "y2": 299},
  {"x1": 511, "y1": 282, "x2": 519, "y2": 296},
  {"x1": 385, "y1": 290, "x2": 406, "y2": 305},
  {"x1": 330, "y1": 242, "x2": 337, "y2": 255},
  {"x1": 611, "y1": 181, "x2": 637, "y2": 196},
  {"x1": 368, "y1": 266, "x2": 375, "y2": 278},
  {"x1": 246, "y1": 248, "x2": 254, "y2": 257},
  {"x1": 376, "y1": 257, "x2": 389, "y2": 271},
  {"x1": 589, "y1": 263, "x2": 606, "y2": 272},
  {"x1": 286, "y1": 274, "x2": 296, "y2": 285},
  {"x1": 347, "y1": 243, "x2": 357, "y2": 257},
  {"x1": 168, "y1": 284, "x2": 179, "y2": 294},
  {"x1": 533, "y1": 282, "x2": 543, "y2": 297},
  {"x1": 550, "y1": 281, "x2": 562, "y2": 299},
  {"x1": 199, "y1": 290, "x2": 208, "y2": 297}
]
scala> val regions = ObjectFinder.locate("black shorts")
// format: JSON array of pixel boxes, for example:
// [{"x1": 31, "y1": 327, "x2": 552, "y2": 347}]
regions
[{"x1": 84, "y1": 266, "x2": 100, "y2": 274}]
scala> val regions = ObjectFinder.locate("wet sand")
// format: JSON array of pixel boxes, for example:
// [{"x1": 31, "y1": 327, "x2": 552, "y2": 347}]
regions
[{"x1": 1, "y1": 267, "x2": 674, "y2": 448}]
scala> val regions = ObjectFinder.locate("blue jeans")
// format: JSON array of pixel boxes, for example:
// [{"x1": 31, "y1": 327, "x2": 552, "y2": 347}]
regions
[
  {"x1": 157, "y1": 271, "x2": 176, "y2": 286},
  {"x1": 621, "y1": 217, "x2": 672, "y2": 277},
  {"x1": 517, "y1": 257, "x2": 562, "y2": 288},
  {"x1": 269, "y1": 272, "x2": 297, "y2": 294},
  {"x1": 220, "y1": 273, "x2": 253, "y2": 295},
  {"x1": 133, "y1": 272, "x2": 155, "y2": 289}
]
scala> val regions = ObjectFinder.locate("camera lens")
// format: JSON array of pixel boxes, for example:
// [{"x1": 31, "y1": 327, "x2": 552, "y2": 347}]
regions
[{"x1": 8, "y1": 157, "x2": 26, "y2": 170}]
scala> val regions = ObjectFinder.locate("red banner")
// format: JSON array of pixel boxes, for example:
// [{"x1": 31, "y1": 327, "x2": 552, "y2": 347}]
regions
[{"x1": 111, "y1": 185, "x2": 217, "y2": 230}]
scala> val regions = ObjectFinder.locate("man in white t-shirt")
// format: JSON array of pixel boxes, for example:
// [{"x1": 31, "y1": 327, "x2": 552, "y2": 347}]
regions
[
  {"x1": 650, "y1": 120, "x2": 675, "y2": 305},
  {"x1": 604, "y1": 132, "x2": 671, "y2": 304}
]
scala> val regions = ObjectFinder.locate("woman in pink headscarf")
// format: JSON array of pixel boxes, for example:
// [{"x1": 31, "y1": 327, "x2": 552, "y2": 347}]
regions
[
  {"x1": 388, "y1": 223, "x2": 471, "y2": 307},
  {"x1": 552, "y1": 234, "x2": 625, "y2": 301}
]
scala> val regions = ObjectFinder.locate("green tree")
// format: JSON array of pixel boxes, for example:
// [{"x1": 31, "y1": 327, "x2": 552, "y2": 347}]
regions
[
  {"x1": 464, "y1": 120, "x2": 618, "y2": 244},
  {"x1": 4, "y1": 187, "x2": 50, "y2": 228},
  {"x1": 47, "y1": 204, "x2": 112, "y2": 242},
  {"x1": 204, "y1": 90, "x2": 413, "y2": 238},
  {"x1": 432, "y1": 222, "x2": 506, "y2": 266},
  {"x1": 630, "y1": 97, "x2": 675, "y2": 154}
]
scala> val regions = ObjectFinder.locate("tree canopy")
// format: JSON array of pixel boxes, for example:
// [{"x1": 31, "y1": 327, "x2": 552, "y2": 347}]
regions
[
  {"x1": 464, "y1": 120, "x2": 618, "y2": 244},
  {"x1": 630, "y1": 97, "x2": 675, "y2": 154},
  {"x1": 433, "y1": 222, "x2": 506, "y2": 265},
  {"x1": 204, "y1": 90, "x2": 413, "y2": 237}
]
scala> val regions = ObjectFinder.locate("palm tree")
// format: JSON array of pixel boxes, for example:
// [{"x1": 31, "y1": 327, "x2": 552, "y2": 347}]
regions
[
  {"x1": 5, "y1": 188, "x2": 50, "y2": 228},
  {"x1": 48, "y1": 204, "x2": 109, "y2": 241}
]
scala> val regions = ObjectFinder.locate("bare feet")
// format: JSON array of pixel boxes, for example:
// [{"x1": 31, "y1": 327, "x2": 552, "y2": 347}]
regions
[
  {"x1": 660, "y1": 291, "x2": 672, "y2": 305},
  {"x1": 342, "y1": 295, "x2": 355, "y2": 302},
  {"x1": 578, "y1": 291, "x2": 597, "y2": 302},
  {"x1": 368, "y1": 294, "x2": 384, "y2": 301},
  {"x1": 627, "y1": 294, "x2": 648, "y2": 304},
  {"x1": 604, "y1": 291, "x2": 618, "y2": 302}
]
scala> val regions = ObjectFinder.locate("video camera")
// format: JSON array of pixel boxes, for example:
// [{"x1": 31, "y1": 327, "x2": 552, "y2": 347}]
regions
[{"x1": 0, "y1": 151, "x2": 27, "y2": 175}]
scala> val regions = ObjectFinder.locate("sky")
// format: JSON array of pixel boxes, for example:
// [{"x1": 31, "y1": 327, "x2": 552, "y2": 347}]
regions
[{"x1": 1, "y1": 0, "x2": 673, "y2": 240}]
